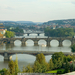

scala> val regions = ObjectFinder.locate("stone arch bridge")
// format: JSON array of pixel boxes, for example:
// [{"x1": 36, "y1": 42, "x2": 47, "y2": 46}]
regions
[
  {"x1": 24, "y1": 31, "x2": 44, "y2": 36},
  {"x1": 0, "y1": 50, "x2": 72, "y2": 61},
  {"x1": 0, "y1": 37, "x2": 75, "y2": 46}
]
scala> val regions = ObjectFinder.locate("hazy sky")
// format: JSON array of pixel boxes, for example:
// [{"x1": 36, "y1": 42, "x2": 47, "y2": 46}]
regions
[{"x1": 0, "y1": 0, "x2": 75, "y2": 22}]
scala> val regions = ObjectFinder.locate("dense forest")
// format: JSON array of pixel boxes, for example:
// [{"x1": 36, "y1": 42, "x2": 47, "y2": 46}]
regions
[
  {"x1": 44, "y1": 28, "x2": 75, "y2": 37},
  {"x1": 6, "y1": 27, "x2": 24, "y2": 36}
]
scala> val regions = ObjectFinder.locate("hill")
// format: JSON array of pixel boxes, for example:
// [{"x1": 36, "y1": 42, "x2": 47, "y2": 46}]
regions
[
  {"x1": 0, "y1": 21, "x2": 43, "y2": 26},
  {"x1": 43, "y1": 19, "x2": 75, "y2": 26},
  {"x1": 16, "y1": 21, "x2": 34, "y2": 23}
]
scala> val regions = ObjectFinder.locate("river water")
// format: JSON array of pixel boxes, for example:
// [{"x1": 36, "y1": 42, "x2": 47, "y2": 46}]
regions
[{"x1": 0, "y1": 34, "x2": 71, "y2": 70}]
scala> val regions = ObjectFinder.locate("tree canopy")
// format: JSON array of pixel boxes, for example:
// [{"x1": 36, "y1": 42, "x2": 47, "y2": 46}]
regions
[
  {"x1": 7, "y1": 27, "x2": 24, "y2": 33},
  {"x1": 71, "y1": 44, "x2": 75, "y2": 52},
  {"x1": 33, "y1": 53, "x2": 48, "y2": 73},
  {"x1": 1, "y1": 52, "x2": 75, "y2": 74},
  {"x1": 52, "y1": 52, "x2": 65, "y2": 69},
  {"x1": 44, "y1": 28, "x2": 74, "y2": 37},
  {"x1": 5, "y1": 31, "x2": 15, "y2": 38},
  {"x1": 8, "y1": 60, "x2": 15, "y2": 74}
]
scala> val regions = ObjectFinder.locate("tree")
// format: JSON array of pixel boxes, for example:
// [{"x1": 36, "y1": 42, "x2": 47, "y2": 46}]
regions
[
  {"x1": 22, "y1": 66, "x2": 26, "y2": 73},
  {"x1": 41, "y1": 61, "x2": 48, "y2": 73},
  {"x1": 33, "y1": 53, "x2": 48, "y2": 73},
  {"x1": 5, "y1": 31, "x2": 15, "y2": 38},
  {"x1": 12, "y1": 27, "x2": 24, "y2": 33},
  {"x1": 44, "y1": 28, "x2": 74, "y2": 37},
  {"x1": 70, "y1": 63, "x2": 74, "y2": 72},
  {"x1": 65, "y1": 60, "x2": 70, "y2": 73},
  {"x1": 71, "y1": 44, "x2": 75, "y2": 52},
  {"x1": 0, "y1": 68, "x2": 10, "y2": 75},
  {"x1": 57, "y1": 58, "x2": 62, "y2": 68},
  {"x1": 52, "y1": 52, "x2": 64, "y2": 69},
  {"x1": 25, "y1": 64, "x2": 33, "y2": 73},
  {"x1": 71, "y1": 55, "x2": 75, "y2": 61},
  {"x1": 53, "y1": 59, "x2": 58, "y2": 69},
  {"x1": 8, "y1": 27, "x2": 24, "y2": 36},
  {"x1": 14, "y1": 54, "x2": 20, "y2": 75},
  {"x1": 33, "y1": 61, "x2": 42, "y2": 73},
  {"x1": 66, "y1": 55, "x2": 72, "y2": 62},
  {"x1": 48, "y1": 59, "x2": 54, "y2": 70},
  {"x1": 8, "y1": 60, "x2": 15, "y2": 74},
  {"x1": 36, "y1": 53, "x2": 47, "y2": 64}
]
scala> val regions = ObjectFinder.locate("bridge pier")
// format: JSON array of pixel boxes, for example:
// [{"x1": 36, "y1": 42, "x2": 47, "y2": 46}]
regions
[
  {"x1": 34, "y1": 41, "x2": 38, "y2": 46},
  {"x1": 0, "y1": 41, "x2": 2, "y2": 44},
  {"x1": 10, "y1": 40, "x2": 14, "y2": 44},
  {"x1": 21, "y1": 41, "x2": 26, "y2": 46},
  {"x1": 47, "y1": 41, "x2": 50, "y2": 46},
  {"x1": 4, "y1": 52, "x2": 10, "y2": 61},
  {"x1": 59, "y1": 41, "x2": 63, "y2": 47},
  {"x1": 21, "y1": 43, "x2": 26, "y2": 46},
  {"x1": 27, "y1": 33, "x2": 30, "y2": 36},
  {"x1": 37, "y1": 33, "x2": 40, "y2": 36},
  {"x1": 10, "y1": 41, "x2": 14, "y2": 47}
]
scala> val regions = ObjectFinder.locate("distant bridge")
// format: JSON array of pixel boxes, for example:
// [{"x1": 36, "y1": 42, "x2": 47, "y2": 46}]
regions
[
  {"x1": 15, "y1": 31, "x2": 44, "y2": 36},
  {"x1": 0, "y1": 50, "x2": 73, "y2": 61},
  {"x1": 0, "y1": 37, "x2": 75, "y2": 47},
  {"x1": 24, "y1": 31, "x2": 44, "y2": 36}
]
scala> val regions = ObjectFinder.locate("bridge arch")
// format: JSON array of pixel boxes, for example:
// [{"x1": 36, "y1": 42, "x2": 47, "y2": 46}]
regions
[
  {"x1": 14, "y1": 40, "x2": 22, "y2": 46},
  {"x1": 0, "y1": 55, "x2": 4, "y2": 61},
  {"x1": 50, "y1": 39, "x2": 59, "y2": 47},
  {"x1": 25, "y1": 39, "x2": 34, "y2": 46},
  {"x1": 62, "y1": 39, "x2": 71, "y2": 47},
  {"x1": 0, "y1": 54, "x2": 4, "y2": 57},
  {"x1": 10, "y1": 54, "x2": 36, "y2": 61},
  {"x1": 38, "y1": 39, "x2": 47, "y2": 46},
  {"x1": 2, "y1": 39, "x2": 10, "y2": 43}
]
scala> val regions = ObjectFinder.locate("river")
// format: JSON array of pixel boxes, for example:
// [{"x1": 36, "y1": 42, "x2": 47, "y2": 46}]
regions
[{"x1": 0, "y1": 33, "x2": 71, "y2": 70}]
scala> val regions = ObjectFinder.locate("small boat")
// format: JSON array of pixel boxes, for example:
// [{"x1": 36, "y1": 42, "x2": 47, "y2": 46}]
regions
[{"x1": 42, "y1": 44, "x2": 46, "y2": 47}]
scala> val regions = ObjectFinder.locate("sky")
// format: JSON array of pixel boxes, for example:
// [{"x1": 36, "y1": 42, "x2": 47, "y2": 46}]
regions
[{"x1": 0, "y1": 0, "x2": 75, "y2": 22}]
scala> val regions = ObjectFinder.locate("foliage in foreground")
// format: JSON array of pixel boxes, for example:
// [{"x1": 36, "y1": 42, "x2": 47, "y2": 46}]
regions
[
  {"x1": 46, "y1": 69, "x2": 65, "y2": 74},
  {"x1": 0, "y1": 52, "x2": 75, "y2": 75}
]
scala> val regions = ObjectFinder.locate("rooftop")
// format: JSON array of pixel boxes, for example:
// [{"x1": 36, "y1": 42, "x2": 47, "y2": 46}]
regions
[{"x1": 0, "y1": 29, "x2": 5, "y2": 31}]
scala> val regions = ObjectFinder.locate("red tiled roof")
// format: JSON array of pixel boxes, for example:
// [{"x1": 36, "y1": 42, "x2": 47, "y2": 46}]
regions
[{"x1": 0, "y1": 29, "x2": 4, "y2": 31}]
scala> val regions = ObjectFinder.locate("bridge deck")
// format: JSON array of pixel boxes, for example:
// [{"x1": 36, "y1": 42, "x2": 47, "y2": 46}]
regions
[{"x1": 0, "y1": 50, "x2": 72, "y2": 56}]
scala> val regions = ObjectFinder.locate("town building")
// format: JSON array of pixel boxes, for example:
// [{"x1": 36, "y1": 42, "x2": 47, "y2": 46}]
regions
[
  {"x1": 0, "y1": 32, "x2": 3, "y2": 38},
  {"x1": 0, "y1": 23, "x2": 7, "y2": 38},
  {"x1": 0, "y1": 29, "x2": 6, "y2": 35}
]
